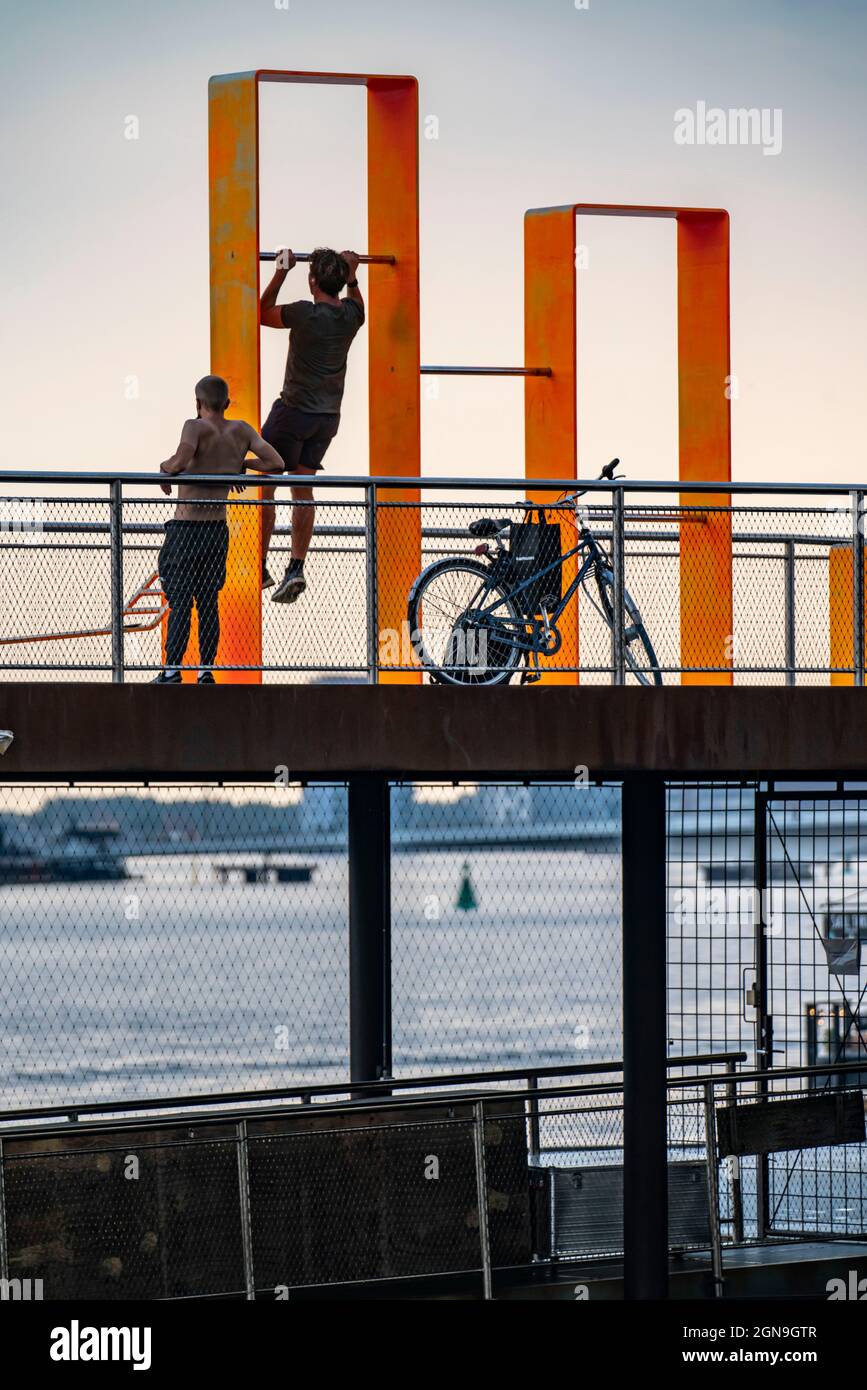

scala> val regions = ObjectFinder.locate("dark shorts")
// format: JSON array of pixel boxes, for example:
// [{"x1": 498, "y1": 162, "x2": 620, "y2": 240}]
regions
[
  {"x1": 158, "y1": 520, "x2": 229, "y2": 602},
  {"x1": 261, "y1": 400, "x2": 340, "y2": 474}
]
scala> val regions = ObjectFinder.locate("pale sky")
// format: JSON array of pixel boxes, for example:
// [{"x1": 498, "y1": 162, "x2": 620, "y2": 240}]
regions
[{"x1": 2, "y1": 0, "x2": 865, "y2": 488}]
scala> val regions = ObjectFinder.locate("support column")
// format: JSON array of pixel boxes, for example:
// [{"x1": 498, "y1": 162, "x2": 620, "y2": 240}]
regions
[
  {"x1": 208, "y1": 72, "x2": 263, "y2": 684},
  {"x1": 621, "y1": 773, "x2": 668, "y2": 1299},
  {"x1": 348, "y1": 774, "x2": 392, "y2": 1087},
  {"x1": 524, "y1": 205, "x2": 579, "y2": 683},
  {"x1": 677, "y1": 211, "x2": 733, "y2": 686},
  {"x1": 367, "y1": 78, "x2": 421, "y2": 684}
]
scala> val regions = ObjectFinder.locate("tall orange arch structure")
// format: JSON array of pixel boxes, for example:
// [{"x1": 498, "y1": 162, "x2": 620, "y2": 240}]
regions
[
  {"x1": 208, "y1": 70, "x2": 420, "y2": 683},
  {"x1": 524, "y1": 204, "x2": 733, "y2": 685}
]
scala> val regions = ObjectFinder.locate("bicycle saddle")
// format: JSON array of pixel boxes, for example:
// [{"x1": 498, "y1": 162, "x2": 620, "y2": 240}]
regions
[{"x1": 468, "y1": 517, "x2": 511, "y2": 538}]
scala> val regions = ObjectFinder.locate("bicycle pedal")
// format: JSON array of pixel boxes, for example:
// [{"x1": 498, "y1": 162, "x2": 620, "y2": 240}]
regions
[{"x1": 521, "y1": 668, "x2": 543, "y2": 685}]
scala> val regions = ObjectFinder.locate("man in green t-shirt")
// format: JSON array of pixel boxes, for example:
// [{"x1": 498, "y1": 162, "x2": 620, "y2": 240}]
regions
[{"x1": 259, "y1": 247, "x2": 365, "y2": 603}]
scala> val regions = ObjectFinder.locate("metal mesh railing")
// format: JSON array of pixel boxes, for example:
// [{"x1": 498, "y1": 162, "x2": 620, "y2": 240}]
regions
[
  {"x1": 2, "y1": 774, "x2": 866, "y2": 1268},
  {"x1": 0, "y1": 1083, "x2": 715, "y2": 1299},
  {"x1": 0, "y1": 474, "x2": 864, "y2": 684},
  {"x1": 8, "y1": 1056, "x2": 861, "y2": 1301},
  {"x1": 390, "y1": 782, "x2": 621, "y2": 1076},
  {"x1": 0, "y1": 783, "x2": 351, "y2": 1109}
]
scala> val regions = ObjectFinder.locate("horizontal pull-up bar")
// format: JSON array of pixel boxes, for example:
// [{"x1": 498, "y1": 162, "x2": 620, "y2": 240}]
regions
[
  {"x1": 421, "y1": 365, "x2": 552, "y2": 377},
  {"x1": 259, "y1": 251, "x2": 396, "y2": 265}
]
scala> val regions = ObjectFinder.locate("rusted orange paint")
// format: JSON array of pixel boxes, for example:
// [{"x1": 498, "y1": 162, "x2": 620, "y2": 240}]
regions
[
  {"x1": 367, "y1": 78, "x2": 421, "y2": 683},
  {"x1": 524, "y1": 208, "x2": 579, "y2": 683},
  {"x1": 197, "y1": 71, "x2": 420, "y2": 685},
  {"x1": 829, "y1": 544, "x2": 866, "y2": 686},
  {"x1": 676, "y1": 212, "x2": 732, "y2": 686},
  {"x1": 524, "y1": 203, "x2": 733, "y2": 687},
  {"x1": 202, "y1": 73, "x2": 263, "y2": 685}
]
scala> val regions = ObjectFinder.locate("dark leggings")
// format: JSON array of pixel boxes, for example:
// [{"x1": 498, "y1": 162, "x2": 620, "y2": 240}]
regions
[{"x1": 159, "y1": 521, "x2": 229, "y2": 669}]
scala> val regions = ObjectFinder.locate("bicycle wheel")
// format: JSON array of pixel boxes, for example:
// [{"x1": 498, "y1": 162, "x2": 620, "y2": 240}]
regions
[
  {"x1": 407, "y1": 557, "x2": 525, "y2": 686},
  {"x1": 595, "y1": 568, "x2": 663, "y2": 686}
]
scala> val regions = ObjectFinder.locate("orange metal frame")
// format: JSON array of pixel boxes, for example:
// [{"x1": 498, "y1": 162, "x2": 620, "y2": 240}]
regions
[
  {"x1": 829, "y1": 545, "x2": 866, "y2": 686},
  {"x1": 207, "y1": 70, "x2": 421, "y2": 684},
  {"x1": 524, "y1": 204, "x2": 733, "y2": 685}
]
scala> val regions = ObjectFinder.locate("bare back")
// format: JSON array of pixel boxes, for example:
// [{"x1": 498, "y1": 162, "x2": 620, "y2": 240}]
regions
[{"x1": 172, "y1": 418, "x2": 253, "y2": 521}]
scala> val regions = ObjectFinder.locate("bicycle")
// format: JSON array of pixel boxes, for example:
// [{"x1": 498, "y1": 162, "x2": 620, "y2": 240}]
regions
[{"x1": 406, "y1": 460, "x2": 662, "y2": 686}]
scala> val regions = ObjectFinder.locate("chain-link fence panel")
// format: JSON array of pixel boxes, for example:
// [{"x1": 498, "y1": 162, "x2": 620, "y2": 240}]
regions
[
  {"x1": 1, "y1": 1124, "x2": 246, "y2": 1300},
  {"x1": 245, "y1": 1106, "x2": 524, "y2": 1293},
  {"x1": 0, "y1": 494, "x2": 116, "y2": 677},
  {"x1": 667, "y1": 783, "x2": 759, "y2": 1063},
  {"x1": 0, "y1": 483, "x2": 862, "y2": 684},
  {"x1": 0, "y1": 783, "x2": 349, "y2": 1109},
  {"x1": 390, "y1": 782, "x2": 622, "y2": 1076},
  {"x1": 760, "y1": 793, "x2": 867, "y2": 1237}
]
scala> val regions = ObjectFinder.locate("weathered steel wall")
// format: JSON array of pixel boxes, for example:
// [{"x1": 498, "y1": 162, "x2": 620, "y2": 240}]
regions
[{"x1": 1, "y1": 686, "x2": 866, "y2": 779}]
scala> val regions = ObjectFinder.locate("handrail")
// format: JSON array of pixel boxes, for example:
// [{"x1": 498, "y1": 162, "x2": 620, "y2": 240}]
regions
[
  {"x1": 0, "y1": 1051, "x2": 747, "y2": 1128},
  {"x1": 2, "y1": 1055, "x2": 863, "y2": 1147},
  {"x1": 0, "y1": 469, "x2": 864, "y2": 495}
]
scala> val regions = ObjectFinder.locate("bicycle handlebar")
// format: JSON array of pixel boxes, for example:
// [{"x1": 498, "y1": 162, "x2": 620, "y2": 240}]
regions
[{"x1": 518, "y1": 459, "x2": 624, "y2": 511}]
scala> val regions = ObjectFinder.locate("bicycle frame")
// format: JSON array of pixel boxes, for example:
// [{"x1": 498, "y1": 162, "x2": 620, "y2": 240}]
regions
[{"x1": 475, "y1": 530, "x2": 608, "y2": 655}]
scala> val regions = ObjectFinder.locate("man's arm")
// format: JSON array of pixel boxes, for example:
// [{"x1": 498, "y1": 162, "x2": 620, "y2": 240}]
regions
[
  {"x1": 159, "y1": 420, "x2": 199, "y2": 477},
  {"x1": 260, "y1": 249, "x2": 296, "y2": 329},
  {"x1": 244, "y1": 426, "x2": 284, "y2": 474},
  {"x1": 341, "y1": 250, "x2": 364, "y2": 317}
]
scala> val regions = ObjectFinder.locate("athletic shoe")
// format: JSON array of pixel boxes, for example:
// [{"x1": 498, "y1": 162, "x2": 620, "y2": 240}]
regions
[
  {"x1": 152, "y1": 671, "x2": 182, "y2": 684},
  {"x1": 271, "y1": 569, "x2": 307, "y2": 604},
  {"x1": 262, "y1": 566, "x2": 275, "y2": 589},
  {"x1": 198, "y1": 671, "x2": 216, "y2": 685}
]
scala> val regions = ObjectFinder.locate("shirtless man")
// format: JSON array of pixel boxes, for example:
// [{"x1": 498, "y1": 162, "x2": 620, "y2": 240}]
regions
[{"x1": 154, "y1": 375, "x2": 284, "y2": 684}]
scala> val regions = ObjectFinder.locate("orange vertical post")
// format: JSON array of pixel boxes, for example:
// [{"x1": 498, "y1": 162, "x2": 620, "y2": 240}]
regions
[
  {"x1": 367, "y1": 78, "x2": 421, "y2": 683},
  {"x1": 524, "y1": 206, "x2": 580, "y2": 683},
  {"x1": 204, "y1": 70, "x2": 421, "y2": 685},
  {"x1": 207, "y1": 73, "x2": 262, "y2": 684},
  {"x1": 524, "y1": 203, "x2": 733, "y2": 686},
  {"x1": 829, "y1": 544, "x2": 867, "y2": 685},
  {"x1": 677, "y1": 211, "x2": 732, "y2": 685}
]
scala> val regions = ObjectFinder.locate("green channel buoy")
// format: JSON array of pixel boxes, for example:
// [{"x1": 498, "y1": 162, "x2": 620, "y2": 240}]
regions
[{"x1": 456, "y1": 861, "x2": 477, "y2": 911}]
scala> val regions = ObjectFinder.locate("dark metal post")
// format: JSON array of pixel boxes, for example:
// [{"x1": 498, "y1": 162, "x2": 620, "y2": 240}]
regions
[
  {"x1": 365, "y1": 483, "x2": 379, "y2": 685},
  {"x1": 0, "y1": 1137, "x2": 8, "y2": 1286},
  {"x1": 784, "y1": 539, "x2": 796, "y2": 688},
  {"x1": 348, "y1": 774, "x2": 391, "y2": 1089},
  {"x1": 109, "y1": 480, "x2": 125, "y2": 683},
  {"x1": 235, "y1": 1121, "x2": 256, "y2": 1300},
  {"x1": 621, "y1": 773, "x2": 668, "y2": 1298},
  {"x1": 703, "y1": 1081, "x2": 724, "y2": 1298},
  {"x1": 725, "y1": 1058, "x2": 744, "y2": 1241},
  {"x1": 527, "y1": 1073, "x2": 541, "y2": 1160},
  {"x1": 753, "y1": 790, "x2": 771, "y2": 1236},
  {"x1": 612, "y1": 487, "x2": 626, "y2": 686},
  {"x1": 472, "y1": 1100, "x2": 494, "y2": 1300},
  {"x1": 852, "y1": 491, "x2": 864, "y2": 687}
]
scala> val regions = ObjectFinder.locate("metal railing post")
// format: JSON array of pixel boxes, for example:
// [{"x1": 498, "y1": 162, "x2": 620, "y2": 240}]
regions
[
  {"x1": 784, "y1": 539, "x2": 796, "y2": 688},
  {"x1": 472, "y1": 1100, "x2": 494, "y2": 1300},
  {"x1": 365, "y1": 483, "x2": 379, "y2": 685},
  {"x1": 0, "y1": 1138, "x2": 8, "y2": 1287},
  {"x1": 725, "y1": 1058, "x2": 744, "y2": 1243},
  {"x1": 109, "y1": 480, "x2": 125, "y2": 683},
  {"x1": 702, "y1": 1081, "x2": 724, "y2": 1298},
  {"x1": 527, "y1": 1073, "x2": 541, "y2": 1161},
  {"x1": 852, "y1": 490, "x2": 864, "y2": 687},
  {"x1": 612, "y1": 486, "x2": 626, "y2": 686},
  {"x1": 236, "y1": 1120, "x2": 256, "y2": 1300}
]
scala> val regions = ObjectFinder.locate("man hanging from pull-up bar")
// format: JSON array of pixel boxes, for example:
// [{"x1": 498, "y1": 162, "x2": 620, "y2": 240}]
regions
[{"x1": 259, "y1": 247, "x2": 364, "y2": 603}]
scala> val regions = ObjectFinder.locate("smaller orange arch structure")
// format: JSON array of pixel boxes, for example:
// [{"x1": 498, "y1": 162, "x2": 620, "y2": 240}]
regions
[{"x1": 524, "y1": 203, "x2": 733, "y2": 685}]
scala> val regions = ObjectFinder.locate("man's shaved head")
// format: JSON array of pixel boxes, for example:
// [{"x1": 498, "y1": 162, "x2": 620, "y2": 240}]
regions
[{"x1": 195, "y1": 375, "x2": 230, "y2": 412}]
